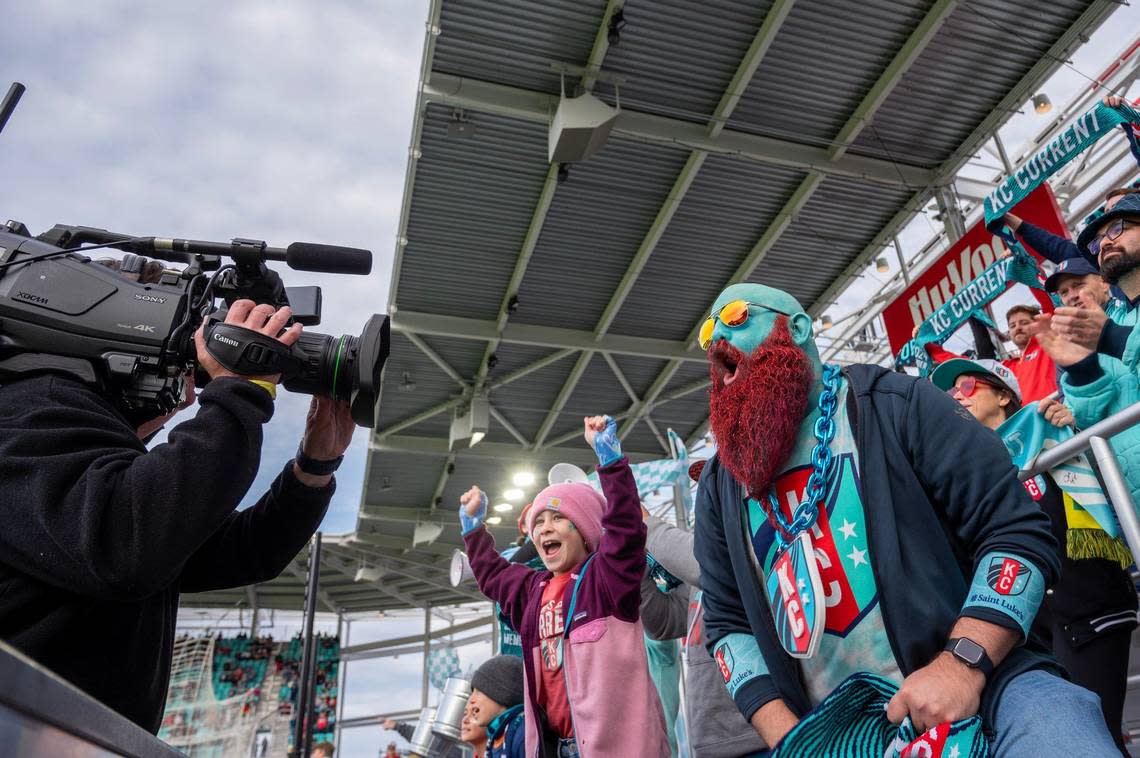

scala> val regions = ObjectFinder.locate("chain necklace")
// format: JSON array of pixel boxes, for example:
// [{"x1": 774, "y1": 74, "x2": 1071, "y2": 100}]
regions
[{"x1": 756, "y1": 363, "x2": 841, "y2": 546}]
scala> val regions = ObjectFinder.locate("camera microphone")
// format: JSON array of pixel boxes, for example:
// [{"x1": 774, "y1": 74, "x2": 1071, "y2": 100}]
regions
[{"x1": 280, "y1": 242, "x2": 372, "y2": 275}]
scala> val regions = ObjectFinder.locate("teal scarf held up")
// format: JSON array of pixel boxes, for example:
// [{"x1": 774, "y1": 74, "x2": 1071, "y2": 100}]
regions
[
  {"x1": 894, "y1": 244, "x2": 1045, "y2": 376},
  {"x1": 983, "y1": 101, "x2": 1140, "y2": 230}
]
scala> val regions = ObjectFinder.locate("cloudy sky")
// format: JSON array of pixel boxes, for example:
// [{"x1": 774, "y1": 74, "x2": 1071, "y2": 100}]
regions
[
  {"x1": 1, "y1": 0, "x2": 423, "y2": 537},
  {"x1": 2, "y1": 0, "x2": 430, "y2": 754}
]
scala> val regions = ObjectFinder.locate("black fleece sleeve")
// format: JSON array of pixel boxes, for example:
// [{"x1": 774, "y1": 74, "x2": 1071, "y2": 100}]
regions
[
  {"x1": 1016, "y1": 221, "x2": 1082, "y2": 265},
  {"x1": 695, "y1": 463, "x2": 781, "y2": 720},
  {"x1": 179, "y1": 462, "x2": 333, "y2": 593},
  {"x1": 1098, "y1": 320, "x2": 1132, "y2": 360},
  {"x1": 903, "y1": 376, "x2": 1061, "y2": 637},
  {"x1": 0, "y1": 375, "x2": 274, "y2": 600}
]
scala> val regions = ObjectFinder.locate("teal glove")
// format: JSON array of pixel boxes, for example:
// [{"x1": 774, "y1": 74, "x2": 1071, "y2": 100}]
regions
[
  {"x1": 593, "y1": 415, "x2": 623, "y2": 467},
  {"x1": 459, "y1": 490, "x2": 488, "y2": 535}
]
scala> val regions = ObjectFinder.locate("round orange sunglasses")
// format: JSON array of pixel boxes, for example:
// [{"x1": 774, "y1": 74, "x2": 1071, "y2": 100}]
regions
[{"x1": 698, "y1": 300, "x2": 796, "y2": 350}]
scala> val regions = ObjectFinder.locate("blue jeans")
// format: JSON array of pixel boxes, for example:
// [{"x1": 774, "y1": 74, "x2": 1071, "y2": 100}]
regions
[{"x1": 989, "y1": 669, "x2": 1121, "y2": 757}]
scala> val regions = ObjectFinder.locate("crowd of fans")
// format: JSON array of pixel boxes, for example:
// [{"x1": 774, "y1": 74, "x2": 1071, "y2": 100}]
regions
[{"x1": 426, "y1": 174, "x2": 1140, "y2": 757}]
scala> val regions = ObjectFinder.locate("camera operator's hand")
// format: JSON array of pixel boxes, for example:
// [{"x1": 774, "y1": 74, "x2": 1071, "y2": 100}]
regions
[
  {"x1": 194, "y1": 300, "x2": 302, "y2": 383},
  {"x1": 293, "y1": 396, "x2": 356, "y2": 488}
]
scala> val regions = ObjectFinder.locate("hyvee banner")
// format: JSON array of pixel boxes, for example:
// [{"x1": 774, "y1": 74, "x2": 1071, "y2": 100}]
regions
[{"x1": 882, "y1": 185, "x2": 1067, "y2": 353}]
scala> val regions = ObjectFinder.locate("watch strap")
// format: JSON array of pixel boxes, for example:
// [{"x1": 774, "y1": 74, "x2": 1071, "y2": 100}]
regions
[
  {"x1": 295, "y1": 445, "x2": 343, "y2": 476},
  {"x1": 944, "y1": 637, "x2": 994, "y2": 678}
]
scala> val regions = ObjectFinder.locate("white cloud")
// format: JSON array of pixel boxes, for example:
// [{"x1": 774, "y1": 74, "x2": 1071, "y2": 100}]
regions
[{"x1": 2, "y1": 2, "x2": 428, "y2": 755}]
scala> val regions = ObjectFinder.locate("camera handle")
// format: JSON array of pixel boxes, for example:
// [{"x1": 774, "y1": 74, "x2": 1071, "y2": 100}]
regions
[{"x1": 202, "y1": 320, "x2": 299, "y2": 378}]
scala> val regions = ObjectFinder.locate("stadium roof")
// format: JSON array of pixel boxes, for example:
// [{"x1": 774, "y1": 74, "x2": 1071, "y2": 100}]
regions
[{"x1": 183, "y1": 0, "x2": 1121, "y2": 616}]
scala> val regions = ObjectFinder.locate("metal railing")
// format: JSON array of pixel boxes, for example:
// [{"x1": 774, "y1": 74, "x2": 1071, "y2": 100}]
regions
[{"x1": 1019, "y1": 399, "x2": 1140, "y2": 567}]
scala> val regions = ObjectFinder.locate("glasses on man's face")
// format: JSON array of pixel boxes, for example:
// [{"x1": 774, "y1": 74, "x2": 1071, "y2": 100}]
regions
[
  {"x1": 1088, "y1": 218, "x2": 1136, "y2": 256},
  {"x1": 948, "y1": 376, "x2": 1000, "y2": 399},
  {"x1": 698, "y1": 299, "x2": 796, "y2": 350}
]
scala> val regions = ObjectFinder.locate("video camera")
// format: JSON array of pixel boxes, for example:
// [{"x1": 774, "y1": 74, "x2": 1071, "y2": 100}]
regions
[{"x1": 0, "y1": 221, "x2": 390, "y2": 427}]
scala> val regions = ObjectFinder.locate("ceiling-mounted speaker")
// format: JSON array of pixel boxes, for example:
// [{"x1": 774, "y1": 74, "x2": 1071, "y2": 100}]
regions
[{"x1": 548, "y1": 90, "x2": 618, "y2": 163}]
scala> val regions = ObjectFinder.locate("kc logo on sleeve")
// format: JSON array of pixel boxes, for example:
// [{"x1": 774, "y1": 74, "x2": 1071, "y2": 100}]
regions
[
  {"x1": 713, "y1": 633, "x2": 769, "y2": 700},
  {"x1": 962, "y1": 551, "x2": 1044, "y2": 638}
]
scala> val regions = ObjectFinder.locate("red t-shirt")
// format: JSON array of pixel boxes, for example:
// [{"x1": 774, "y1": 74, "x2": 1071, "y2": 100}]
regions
[
  {"x1": 1004, "y1": 337, "x2": 1057, "y2": 404},
  {"x1": 536, "y1": 572, "x2": 574, "y2": 738}
]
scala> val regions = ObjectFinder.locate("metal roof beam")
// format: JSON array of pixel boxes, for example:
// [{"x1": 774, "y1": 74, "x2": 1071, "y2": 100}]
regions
[
  {"x1": 341, "y1": 616, "x2": 491, "y2": 657},
  {"x1": 468, "y1": 0, "x2": 627, "y2": 397},
  {"x1": 391, "y1": 310, "x2": 706, "y2": 362},
  {"x1": 371, "y1": 434, "x2": 662, "y2": 465},
  {"x1": 422, "y1": 73, "x2": 936, "y2": 188},
  {"x1": 320, "y1": 553, "x2": 433, "y2": 616},
  {"x1": 626, "y1": 0, "x2": 961, "y2": 439},
  {"x1": 387, "y1": 0, "x2": 444, "y2": 312},
  {"x1": 531, "y1": 351, "x2": 593, "y2": 448},
  {"x1": 374, "y1": 348, "x2": 575, "y2": 440},
  {"x1": 285, "y1": 561, "x2": 341, "y2": 615},
  {"x1": 812, "y1": 0, "x2": 1123, "y2": 328},
  {"x1": 483, "y1": 0, "x2": 799, "y2": 453}
]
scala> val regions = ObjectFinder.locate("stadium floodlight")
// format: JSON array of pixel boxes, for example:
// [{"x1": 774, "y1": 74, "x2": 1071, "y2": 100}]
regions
[
  {"x1": 512, "y1": 471, "x2": 535, "y2": 487},
  {"x1": 486, "y1": 516, "x2": 503, "y2": 525},
  {"x1": 820, "y1": 314, "x2": 834, "y2": 330},
  {"x1": 493, "y1": 503, "x2": 514, "y2": 513},
  {"x1": 1033, "y1": 93, "x2": 1053, "y2": 115},
  {"x1": 503, "y1": 488, "x2": 524, "y2": 501},
  {"x1": 875, "y1": 257, "x2": 889, "y2": 274}
]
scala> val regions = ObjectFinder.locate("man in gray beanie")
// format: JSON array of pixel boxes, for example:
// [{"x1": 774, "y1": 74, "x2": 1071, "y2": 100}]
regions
[{"x1": 467, "y1": 655, "x2": 525, "y2": 758}]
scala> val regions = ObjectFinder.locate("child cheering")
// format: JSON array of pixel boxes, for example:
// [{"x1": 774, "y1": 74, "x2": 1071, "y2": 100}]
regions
[{"x1": 459, "y1": 415, "x2": 670, "y2": 758}]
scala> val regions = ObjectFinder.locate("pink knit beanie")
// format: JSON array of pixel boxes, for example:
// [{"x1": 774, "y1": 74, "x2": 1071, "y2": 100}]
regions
[{"x1": 526, "y1": 482, "x2": 606, "y2": 552}]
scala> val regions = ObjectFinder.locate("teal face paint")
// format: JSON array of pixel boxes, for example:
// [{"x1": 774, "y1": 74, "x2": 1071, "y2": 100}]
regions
[{"x1": 709, "y1": 283, "x2": 806, "y2": 356}]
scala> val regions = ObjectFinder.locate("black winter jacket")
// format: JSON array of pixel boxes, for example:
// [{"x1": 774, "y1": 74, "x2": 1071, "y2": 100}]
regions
[
  {"x1": 0, "y1": 374, "x2": 333, "y2": 732},
  {"x1": 695, "y1": 364, "x2": 1062, "y2": 737}
]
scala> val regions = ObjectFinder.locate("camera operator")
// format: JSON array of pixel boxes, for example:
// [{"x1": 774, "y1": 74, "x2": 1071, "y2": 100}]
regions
[{"x1": 0, "y1": 297, "x2": 355, "y2": 733}]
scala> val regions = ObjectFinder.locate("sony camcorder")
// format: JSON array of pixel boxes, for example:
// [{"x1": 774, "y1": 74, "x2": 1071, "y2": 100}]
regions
[{"x1": 0, "y1": 221, "x2": 390, "y2": 427}]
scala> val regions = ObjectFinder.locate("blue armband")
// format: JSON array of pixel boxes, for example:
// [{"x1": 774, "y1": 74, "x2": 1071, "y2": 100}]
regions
[
  {"x1": 960, "y1": 551, "x2": 1045, "y2": 639},
  {"x1": 459, "y1": 491, "x2": 489, "y2": 535},
  {"x1": 711, "y1": 633, "x2": 769, "y2": 700},
  {"x1": 593, "y1": 415, "x2": 623, "y2": 467}
]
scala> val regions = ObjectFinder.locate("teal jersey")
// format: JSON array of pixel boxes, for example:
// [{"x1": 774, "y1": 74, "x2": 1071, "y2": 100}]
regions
[{"x1": 745, "y1": 379, "x2": 902, "y2": 704}]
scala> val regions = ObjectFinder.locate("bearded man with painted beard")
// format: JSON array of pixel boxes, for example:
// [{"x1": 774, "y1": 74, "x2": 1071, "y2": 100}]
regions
[{"x1": 692, "y1": 283, "x2": 1122, "y2": 756}]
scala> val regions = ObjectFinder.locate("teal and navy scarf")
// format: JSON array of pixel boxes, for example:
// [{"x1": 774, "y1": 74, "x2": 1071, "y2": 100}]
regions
[
  {"x1": 983, "y1": 101, "x2": 1140, "y2": 231},
  {"x1": 770, "y1": 673, "x2": 987, "y2": 758}
]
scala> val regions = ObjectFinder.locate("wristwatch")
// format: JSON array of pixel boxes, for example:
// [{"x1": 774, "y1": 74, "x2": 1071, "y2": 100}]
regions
[{"x1": 944, "y1": 637, "x2": 994, "y2": 679}]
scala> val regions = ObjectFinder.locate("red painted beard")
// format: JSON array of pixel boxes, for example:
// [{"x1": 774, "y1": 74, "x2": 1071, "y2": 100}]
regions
[{"x1": 707, "y1": 318, "x2": 814, "y2": 499}]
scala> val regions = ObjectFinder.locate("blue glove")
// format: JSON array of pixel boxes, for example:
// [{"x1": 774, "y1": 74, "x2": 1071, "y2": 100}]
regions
[
  {"x1": 459, "y1": 490, "x2": 488, "y2": 535},
  {"x1": 592, "y1": 416, "x2": 623, "y2": 467}
]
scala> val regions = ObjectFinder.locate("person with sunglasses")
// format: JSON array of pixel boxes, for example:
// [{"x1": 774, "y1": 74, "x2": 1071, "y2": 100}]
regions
[
  {"x1": 693, "y1": 282, "x2": 1118, "y2": 757},
  {"x1": 930, "y1": 358, "x2": 1136, "y2": 755}
]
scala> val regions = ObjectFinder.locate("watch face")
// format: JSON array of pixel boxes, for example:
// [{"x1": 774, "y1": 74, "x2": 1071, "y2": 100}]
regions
[{"x1": 955, "y1": 638, "x2": 984, "y2": 666}]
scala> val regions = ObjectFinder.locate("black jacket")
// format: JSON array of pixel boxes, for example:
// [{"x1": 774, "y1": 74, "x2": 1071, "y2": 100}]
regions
[
  {"x1": 0, "y1": 374, "x2": 333, "y2": 732},
  {"x1": 695, "y1": 364, "x2": 1062, "y2": 736}
]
